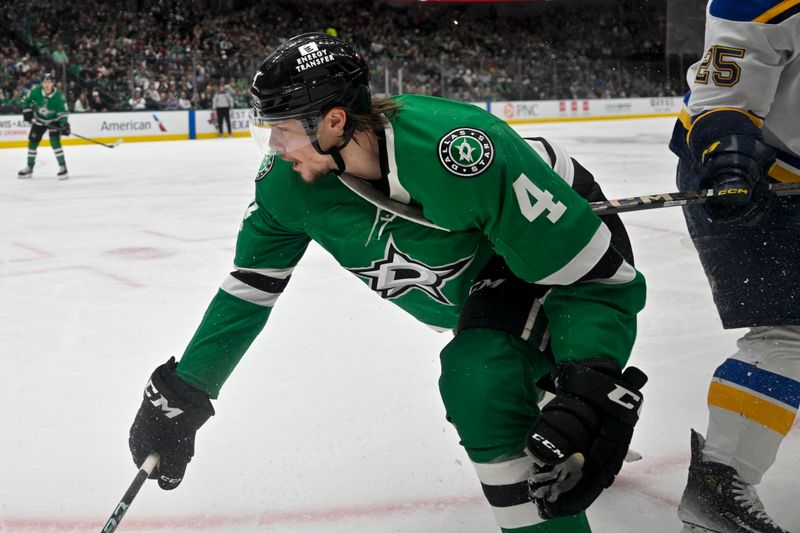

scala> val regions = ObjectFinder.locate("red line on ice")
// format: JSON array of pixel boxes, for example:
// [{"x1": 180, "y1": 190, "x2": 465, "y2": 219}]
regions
[
  {"x1": 0, "y1": 265, "x2": 144, "y2": 288},
  {"x1": 141, "y1": 230, "x2": 231, "y2": 243},
  {"x1": 2, "y1": 242, "x2": 53, "y2": 263},
  {"x1": 1, "y1": 494, "x2": 485, "y2": 531}
]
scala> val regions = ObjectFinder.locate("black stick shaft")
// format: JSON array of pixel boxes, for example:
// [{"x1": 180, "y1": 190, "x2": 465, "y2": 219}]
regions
[
  {"x1": 101, "y1": 453, "x2": 159, "y2": 533},
  {"x1": 72, "y1": 133, "x2": 120, "y2": 149},
  {"x1": 589, "y1": 182, "x2": 800, "y2": 215}
]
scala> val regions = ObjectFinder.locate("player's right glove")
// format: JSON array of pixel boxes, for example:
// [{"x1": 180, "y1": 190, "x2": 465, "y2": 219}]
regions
[
  {"x1": 22, "y1": 109, "x2": 33, "y2": 123},
  {"x1": 59, "y1": 122, "x2": 71, "y2": 136},
  {"x1": 129, "y1": 357, "x2": 214, "y2": 490},
  {"x1": 525, "y1": 359, "x2": 647, "y2": 519},
  {"x1": 699, "y1": 134, "x2": 776, "y2": 224}
]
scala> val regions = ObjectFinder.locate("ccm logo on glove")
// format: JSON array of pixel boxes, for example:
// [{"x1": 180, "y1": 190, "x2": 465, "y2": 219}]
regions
[
  {"x1": 529, "y1": 433, "x2": 565, "y2": 459},
  {"x1": 607, "y1": 384, "x2": 642, "y2": 412},
  {"x1": 145, "y1": 380, "x2": 184, "y2": 419}
]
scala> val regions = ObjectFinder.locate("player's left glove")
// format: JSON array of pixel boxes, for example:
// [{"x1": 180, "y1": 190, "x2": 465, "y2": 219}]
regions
[
  {"x1": 60, "y1": 122, "x2": 71, "y2": 136},
  {"x1": 699, "y1": 134, "x2": 776, "y2": 224},
  {"x1": 22, "y1": 109, "x2": 33, "y2": 123},
  {"x1": 129, "y1": 357, "x2": 214, "y2": 490},
  {"x1": 525, "y1": 359, "x2": 647, "y2": 519}
]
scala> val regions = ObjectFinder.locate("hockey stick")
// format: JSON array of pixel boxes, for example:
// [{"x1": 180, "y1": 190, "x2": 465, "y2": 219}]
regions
[
  {"x1": 73, "y1": 132, "x2": 124, "y2": 149},
  {"x1": 589, "y1": 182, "x2": 800, "y2": 215},
  {"x1": 101, "y1": 453, "x2": 159, "y2": 533},
  {"x1": 342, "y1": 173, "x2": 800, "y2": 228}
]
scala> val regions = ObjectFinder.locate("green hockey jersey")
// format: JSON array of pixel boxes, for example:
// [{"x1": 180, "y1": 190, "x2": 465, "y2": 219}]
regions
[
  {"x1": 22, "y1": 85, "x2": 68, "y2": 126},
  {"x1": 177, "y1": 94, "x2": 646, "y2": 397}
]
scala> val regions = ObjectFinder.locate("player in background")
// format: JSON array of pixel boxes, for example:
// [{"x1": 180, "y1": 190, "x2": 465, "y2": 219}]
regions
[
  {"x1": 127, "y1": 33, "x2": 648, "y2": 533},
  {"x1": 669, "y1": 1, "x2": 799, "y2": 532},
  {"x1": 18, "y1": 72, "x2": 71, "y2": 180}
]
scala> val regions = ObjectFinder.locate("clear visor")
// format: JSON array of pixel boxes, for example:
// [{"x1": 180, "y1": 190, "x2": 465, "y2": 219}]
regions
[{"x1": 248, "y1": 108, "x2": 321, "y2": 156}]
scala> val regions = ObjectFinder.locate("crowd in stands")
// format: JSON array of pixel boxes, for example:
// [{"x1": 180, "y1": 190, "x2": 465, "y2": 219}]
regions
[{"x1": 0, "y1": 0, "x2": 678, "y2": 114}]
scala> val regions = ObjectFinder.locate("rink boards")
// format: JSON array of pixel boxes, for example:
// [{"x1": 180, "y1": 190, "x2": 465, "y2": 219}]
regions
[{"x1": 0, "y1": 97, "x2": 682, "y2": 148}]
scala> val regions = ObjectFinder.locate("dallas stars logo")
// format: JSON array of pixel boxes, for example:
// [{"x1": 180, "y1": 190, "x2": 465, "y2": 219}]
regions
[
  {"x1": 255, "y1": 149, "x2": 276, "y2": 181},
  {"x1": 349, "y1": 236, "x2": 474, "y2": 305},
  {"x1": 438, "y1": 127, "x2": 495, "y2": 178}
]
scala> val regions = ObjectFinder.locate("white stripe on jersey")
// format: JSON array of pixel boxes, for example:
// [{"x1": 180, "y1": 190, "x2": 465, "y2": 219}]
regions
[
  {"x1": 585, "y1": 260, "x2": 637, "y2": 285},
  {"x1": 489, "y1": 501, "x2": 545, "y2": 529},
  {"x1": 526, "y1": 137, "x2": 635, "y2": 286},
  {"x1": 472, "y1": 455, "x2": 533, "y2": 485},
  {"x1": 535, "y1": 223, "x2": 611, "y2": 285},
  {"x1": 383, "y1": 121, "x2": 411, "y2": 204},
  {"x1": 525, "y1": 138, "x2": 575, "y2": 186},
  {"x1": 471, "y1": 456, "x2": 545, "y2": 529},
  {"x1": 220, "y1": 275, "x2": 281, "y2": 307}
]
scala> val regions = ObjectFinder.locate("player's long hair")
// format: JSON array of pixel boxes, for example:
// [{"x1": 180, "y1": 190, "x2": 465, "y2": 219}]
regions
[{"x1": 347, "y1": 97, "x2": 402, "y2": 134}]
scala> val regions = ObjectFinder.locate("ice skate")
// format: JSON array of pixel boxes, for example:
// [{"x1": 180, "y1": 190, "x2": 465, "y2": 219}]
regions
[
  {"x1": 677, "y1": 430, "x2": 790, "y2": 533},
  {"x1": 57, "y1": 166, "x2": 69, "y2": 180},
  {"x1": 18, "y1": 166, "x2": 33, "y2": 179}
]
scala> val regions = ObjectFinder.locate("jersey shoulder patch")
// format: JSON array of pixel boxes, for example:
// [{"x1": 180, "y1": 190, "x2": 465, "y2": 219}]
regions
[
  {"x1": 255, "y1": 149, "x2": 276, "y2": 181},
  {"x1": 437, "y1": 127, "x2": 495, "y2": 178}
]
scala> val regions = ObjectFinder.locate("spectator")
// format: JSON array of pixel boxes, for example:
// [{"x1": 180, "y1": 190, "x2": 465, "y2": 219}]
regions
[
  {"x1": 91, "y1": 90, "x2": 108, "y2": 112},
  {"x1": 195, "y1": 89, "x2": 211, "y2": 110},
  {"x1": 52, "y1": 44, "x2": 68, "y2": 75},
  {"x1": 163, "y1": 91, "x2": 180, "y2": 110},
  {"x1": 178, "y1": 90, "x2": 192, "y2": 109},
  {"x1": 73, "y1": 90, "x2": 92, "y2": 112},
  {"x1": 0, "y1": 0, "x2": 678, "y2": 112},
  {"x1": 145, "y1": 86, "x2": 161, "y2": 107},
  {"x1": 0, "y1": 88, "x2": 24, "y2": 113},
  {"x1": 129, "y1": 87, "x2": 146, "y2": 109}
]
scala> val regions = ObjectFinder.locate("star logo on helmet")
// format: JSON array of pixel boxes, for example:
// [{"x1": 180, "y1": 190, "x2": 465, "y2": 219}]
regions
[
  {"x1": 438, "y1": 127, "x2": 494, "y2": 178},
  {"x1": 348, "y1": 236, "x2": 474, "y2": 305}
]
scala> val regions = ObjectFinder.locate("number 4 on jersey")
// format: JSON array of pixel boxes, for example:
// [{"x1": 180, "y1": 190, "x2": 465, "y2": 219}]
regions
[{"x1": 512, "y1": 173, "x2": 567, "y2": 223}]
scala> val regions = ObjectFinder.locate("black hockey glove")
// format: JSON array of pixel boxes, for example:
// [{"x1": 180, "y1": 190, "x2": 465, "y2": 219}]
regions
[
  {"x1": 525, "y1": 359, "x2": 647, "y2": 519},
  {"x1": 699, "y1": 134, "x2": 776, "y2": 224},
  {"x1": 22, "y1": 109, "x2": 33, "y2": 123},
  {"x1": 129, "y1": 357, "x2": 214, "y2": 490},
  {"x1": 60, "y1": 122, "x2": 71, "y2": 136}
]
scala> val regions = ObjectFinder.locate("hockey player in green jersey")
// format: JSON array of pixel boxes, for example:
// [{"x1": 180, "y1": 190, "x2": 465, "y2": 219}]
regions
[
  {"x1": 128, "y1": 34, "x2": 648, "y2": 533},
  {"x1": 18, "y1": 72, "x2": 71, "y2": 180}
]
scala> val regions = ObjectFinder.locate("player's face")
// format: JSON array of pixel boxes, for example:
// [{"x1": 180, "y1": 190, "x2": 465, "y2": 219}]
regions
[
  {"x1": 268, "y1": 119, "x2": 333, "y2": 183},
  {"x1": 42, "y1": 79, "x2": 54, "y2": 94}
]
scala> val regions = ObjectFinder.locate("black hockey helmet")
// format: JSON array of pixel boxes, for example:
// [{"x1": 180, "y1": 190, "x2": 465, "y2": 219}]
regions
[
  {"x1": 249, "y1": 33, "x2": 372, "y2": 173},
  {"x1": 250, "y1": 32, "x2": 371, "y2": 124}
]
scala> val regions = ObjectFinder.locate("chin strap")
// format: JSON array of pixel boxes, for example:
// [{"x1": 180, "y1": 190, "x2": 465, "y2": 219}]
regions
[
  {"x1": 311, "y1": 120, "x2": 358, "y2": 175},
  {"x1": 312, "y1": 140, "x2": 347, "y2": 175}
]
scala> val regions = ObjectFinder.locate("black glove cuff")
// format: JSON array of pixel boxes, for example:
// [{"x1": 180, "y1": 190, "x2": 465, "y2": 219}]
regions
[
  {"x1": 146, "y1": 357, "x2": 215, "y2": 426},
  {"x1": 551, "y1": 359, "x2": 646, "y2": 426},
  {"x1": 700, "y1": 135, "x2": 776, "y2": 177},
  {"x1": 688, "y1": 110, "x2": 762, "y2": 165}
]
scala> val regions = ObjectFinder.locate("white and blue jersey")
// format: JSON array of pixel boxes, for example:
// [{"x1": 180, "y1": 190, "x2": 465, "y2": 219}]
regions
[
  {"x1": 670, "y1": 0, "x2": 800, "y2": 181},
  {"x1": 670, "y1": 2, "x2": 800, "y2": 493}
]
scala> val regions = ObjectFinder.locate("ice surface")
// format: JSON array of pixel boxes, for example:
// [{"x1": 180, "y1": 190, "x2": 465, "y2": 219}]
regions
[{"x1": 1, "y1": 118, "x2": 797, "y2": 532}]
